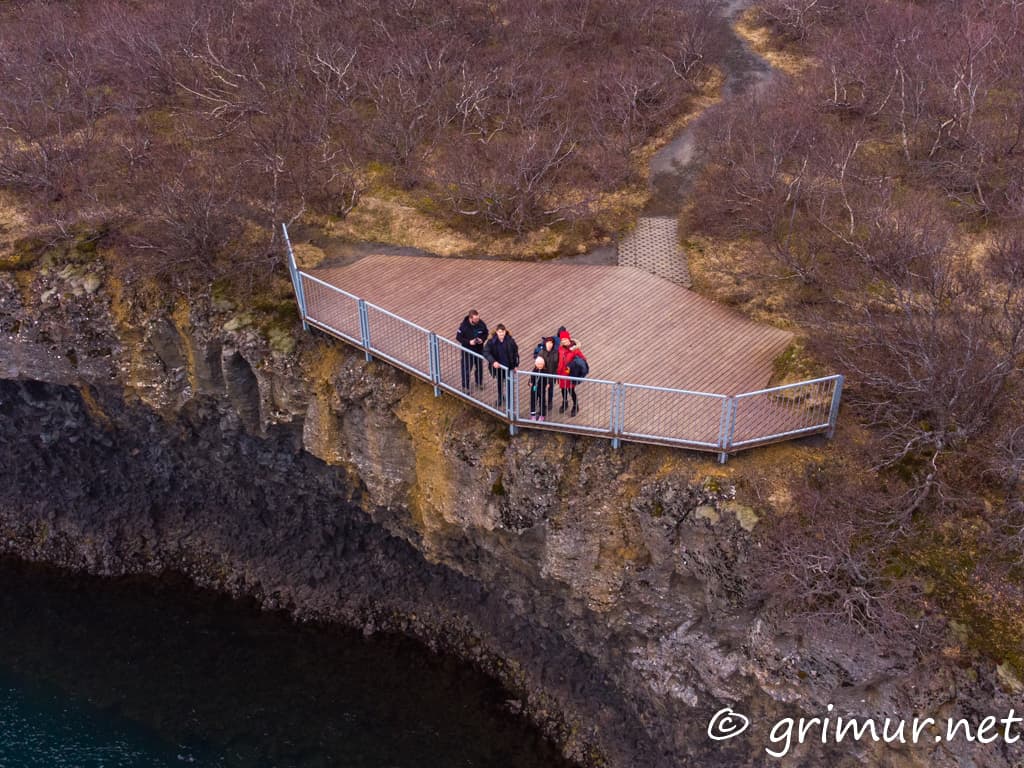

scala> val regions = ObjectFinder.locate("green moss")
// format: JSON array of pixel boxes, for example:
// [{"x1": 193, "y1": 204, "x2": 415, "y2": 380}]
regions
[
  {"x1": 412, "y1": 194, "x2": 442, "y2": 216},
  {"x1": 0, "y1": 237, "x2": 44, "y2": 271},
  {"x1": 770, "y1": 342, "x2": 802, "y2": 382},
  {"x1": 491, "y1": 477, "x2": 506, "y2": 496},
  {"x1": 267, "y1": 325, "x2": 297, "y2": 356},
  {"x1": 252, "y1": 297, "x2": 299, "y2": 327},
  {"x1": 73, "y1": 228, "x2": 105, "y2": 257},
  {"x1": 249, "y1": 296, "x2": 302, "y2": 355},
  {"x1": 23, "y1": 225, "x2": 110, "y2": 270}
]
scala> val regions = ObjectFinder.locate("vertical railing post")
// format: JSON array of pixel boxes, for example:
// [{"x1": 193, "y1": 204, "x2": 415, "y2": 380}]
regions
[
  {"x1": 508, "y1": 368, "x2": 518, "y2": 436},
  {"x1": 610, "y1": 382, "x2": 624, "y2": 449},
  {"x1": 717, "y1": 396, "x2": 737, "y2": 464},
  {"x1": 281, "y1": 223, "x2": 309, "y2": 331},
  {"x1": 826, "y1": 374, "x2": 844, "y2": 439},
  {"x1": 428, "y1": 332, "x2": 441, "y2": 397},
  {"x1": 358, "y1": 299, "x2": 372, "y2": 361}
]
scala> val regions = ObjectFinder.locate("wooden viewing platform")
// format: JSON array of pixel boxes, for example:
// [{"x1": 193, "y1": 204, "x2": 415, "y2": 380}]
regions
[
  {"x1": 285, "y1": 228, "x2": 843, "y2": 460},
  {"x1": 311, "y1": 255, "x2": 792, "y2": 396}
]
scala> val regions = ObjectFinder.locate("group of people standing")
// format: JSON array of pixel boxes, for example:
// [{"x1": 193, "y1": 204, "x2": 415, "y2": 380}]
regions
[{"x1": 456, "y1": 310, "x2": 587, "y2": 420}]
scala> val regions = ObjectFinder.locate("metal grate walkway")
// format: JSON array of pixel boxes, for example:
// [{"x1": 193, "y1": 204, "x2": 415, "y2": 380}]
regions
[{"x1": 617, "y1": 217, "x2": 690, "y2": 287}]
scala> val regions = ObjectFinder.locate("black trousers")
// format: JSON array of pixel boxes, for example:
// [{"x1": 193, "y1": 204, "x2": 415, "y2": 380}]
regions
[
  {"x1": 542, "y1": 378, "x2": 555, "y2": 410},
  {"x1": 495, "y1": 368, "x2": 508, "y2": 407},
  {"x1": 560, "y1": 386, "x2": 578, "y2": 408},
  {"x1": 461, "y1": 349, "x2": 483, "y2": 388},
  {"x1": 530, "y1": 384, "x2": 547, "y2": 417}
]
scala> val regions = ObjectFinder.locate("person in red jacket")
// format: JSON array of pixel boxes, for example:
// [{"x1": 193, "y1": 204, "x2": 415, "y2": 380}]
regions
[{"x1": 556, "y1": 330, "x2": 582, "y2": 416}]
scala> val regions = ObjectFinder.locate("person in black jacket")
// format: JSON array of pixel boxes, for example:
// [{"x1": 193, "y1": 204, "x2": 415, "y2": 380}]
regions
[
  {"x1": 455, "y1": 309, "x2": 488, "y2": 390},
  {"x1": 529, "y1": 355, "x2": 549, "y2": 421},
  {"x1": 483, "y1": 324, "x2": 519, "y2": 408},
  {"x1": 539, "y1": 336, "x2": 560, "y2": 413}
]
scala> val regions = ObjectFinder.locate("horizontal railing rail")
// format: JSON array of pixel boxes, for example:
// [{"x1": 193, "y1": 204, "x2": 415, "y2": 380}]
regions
[{"x1": 283, "y1": 224, "x2": 843, "y2": 461}]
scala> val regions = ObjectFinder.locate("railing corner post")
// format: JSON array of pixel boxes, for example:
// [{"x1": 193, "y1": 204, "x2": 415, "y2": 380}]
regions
[
  {"x1": 718, "y1": 395, "x2": 737, "y2": 464},
  {"x1": 357, "y1": 299, "x2": 372, "y2": 361},
  {"x1": 610, "y1": 382, "x2": 625, "y2": 448},
  {"x1": 281, "y1": 222, "x2": 309, "y2": 332},
  {"x1": 826, "y1": 374, "x2": 844, "y2": 439},
  {"x1": 428, "y1": 332, "x2": 441, "y2": 397}
]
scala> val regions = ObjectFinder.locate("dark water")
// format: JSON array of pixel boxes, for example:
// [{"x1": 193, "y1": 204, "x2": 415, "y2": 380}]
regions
[{"x1": 0, "y1": 560, "x2": 570, "y2": 768}]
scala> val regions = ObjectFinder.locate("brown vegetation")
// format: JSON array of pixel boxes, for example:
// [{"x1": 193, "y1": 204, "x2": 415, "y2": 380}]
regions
[
  {"x1": 0, "y1": 0, "x2": 718, "y2": 295},
  {"x1": 693, "y1": 0, "x2": 1024, "y2": 666}
]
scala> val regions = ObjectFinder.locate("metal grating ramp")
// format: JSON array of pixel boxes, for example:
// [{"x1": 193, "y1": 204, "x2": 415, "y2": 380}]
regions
[{"x1": 617, "y1": 217, "x2": 691, "y2": 287}]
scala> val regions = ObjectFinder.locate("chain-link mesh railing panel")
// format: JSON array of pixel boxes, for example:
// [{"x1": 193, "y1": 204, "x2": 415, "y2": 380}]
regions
[
  {"x1": 731, "y1": 377, "x2": 837, "y2": 447},
  {"x1": 301, "y1": 274, "x2": 361, "y2": 343},
  {"x1": 435, "y1": 336, "x2": 508, "y2": 417},
  {"x1": 363, "y1": 304, "x2": 432, "y2": 377},
  {"x1": 293, "y1": 260, "x2": 844, "y2": 454},
  {"x1": 621, "y1": 385, "x2": 725, "y2": 447},
  {"x1": 512, "y1": 371, "x2": 616, "y2": 434}
]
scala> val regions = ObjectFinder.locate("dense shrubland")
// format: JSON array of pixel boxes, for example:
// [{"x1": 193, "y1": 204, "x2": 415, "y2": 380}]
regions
[
  {"x1": 695, "y1": 0, "x2": 1024, "y2": 666},
  {"x1": 0, "y1": 0, "x2": 716, "y2": 291}
]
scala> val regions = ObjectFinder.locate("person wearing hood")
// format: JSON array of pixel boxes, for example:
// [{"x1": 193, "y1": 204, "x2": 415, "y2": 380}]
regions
[
  {"x1": 556, "y1": 331, "x2": 582, "y2": 416},
  {"x1": 483, "y1": 324, "x2": 519, "y2": 408},
  {"x1": 456, "y1": 309, "x2": 488, "y2": 390},
  {"x1": 539, "y1": 336, "x2": 560, "y2": 413}
]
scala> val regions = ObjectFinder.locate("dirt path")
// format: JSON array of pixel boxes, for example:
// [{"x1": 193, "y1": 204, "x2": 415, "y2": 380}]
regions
[
  {"x1": 645, "y1": 0, "x2": 775, "y2": 216},
  {"x1": 555, "y1": 0, "x2": 775, "y2": 270},
  {"x1": 304, "y1": 1, "x2": 777, "y2": 271}
]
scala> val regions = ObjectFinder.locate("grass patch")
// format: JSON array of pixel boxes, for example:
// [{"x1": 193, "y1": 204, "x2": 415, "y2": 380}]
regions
[{"x1": 735, "y1": 8, "x2": 816, "y2": 76}]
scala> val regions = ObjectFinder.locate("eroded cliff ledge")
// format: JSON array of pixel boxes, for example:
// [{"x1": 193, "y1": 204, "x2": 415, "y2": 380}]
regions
[{"x1": 0, "y1": 261, "x2": 1012, "y2": 768}]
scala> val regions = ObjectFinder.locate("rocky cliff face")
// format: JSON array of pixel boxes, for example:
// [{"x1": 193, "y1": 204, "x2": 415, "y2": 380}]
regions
[{"x1": 0, "y1": 260, "x2": 1015, "y2": 768}]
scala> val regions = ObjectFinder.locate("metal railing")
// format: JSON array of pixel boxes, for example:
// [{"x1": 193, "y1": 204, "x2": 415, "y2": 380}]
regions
[{"x1": 283, "y1": 224, "x2": 843, "y2": 461}]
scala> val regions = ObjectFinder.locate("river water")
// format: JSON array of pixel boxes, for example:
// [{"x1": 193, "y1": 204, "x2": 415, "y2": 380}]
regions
[{"x1": 0, "y1": 560, "x2": 570, "y2": 768}]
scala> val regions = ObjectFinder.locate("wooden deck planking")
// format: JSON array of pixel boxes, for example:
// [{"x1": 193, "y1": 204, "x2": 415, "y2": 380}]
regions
[{"x1": 310, "y1": 255, "x2": 794, "y2": 397}]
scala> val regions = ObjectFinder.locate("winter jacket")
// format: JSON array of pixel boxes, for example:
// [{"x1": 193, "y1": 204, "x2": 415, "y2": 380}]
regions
[
  {"x1": 568, "y1": 350, "x2": 588, "y2": 377},
  {"x1": 484, "y1": 334, "x2": 519, "y2": 373},
  {"x1": 456, "y1": 316, "x2": 489, "y2": 351},
  {"x1": 540, "y1": 339, "x2": 560, "y2": 378},
  {"x1": 557, "y1": 344, "x2": 581, "y2": 390},
  {"x1": 529, "y1": 366, "x2": 547, "y2": 391}
]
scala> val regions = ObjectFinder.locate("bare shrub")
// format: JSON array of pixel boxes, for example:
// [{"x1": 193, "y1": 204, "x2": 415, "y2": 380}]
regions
[{"x1": 0, "y1": 0, "x2": 721, "y2": 262}]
